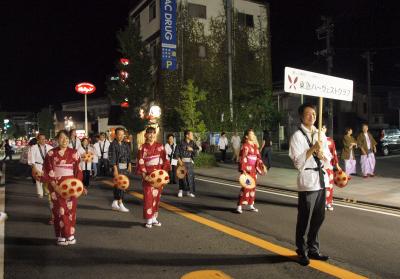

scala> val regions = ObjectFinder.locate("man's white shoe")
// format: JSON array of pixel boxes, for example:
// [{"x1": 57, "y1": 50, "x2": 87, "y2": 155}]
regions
[
  {"x1": 119, "y1": 203, "x2": 130, "y2": 212},
  {"x1": 236, "y1": 206, "x2": 243, "y2": 214},
  {"x1": 111, "y1": 200, "x2": 120, "y2": 211},
  {"x1": 248, "y1": 205, "x2": 259, "y2": 212},
  {"x1": 177, "y1": 190, "x2": 183, "y2": 198},
  {"x1": 67, "y1": 236, "x2": 76, "y2": 245},
  {"x1": 187, "y1": 192, "x2": 195, "y2": 197},
  {"x1": 327, "y1": 205, "x2": 334, "y2": 211}
]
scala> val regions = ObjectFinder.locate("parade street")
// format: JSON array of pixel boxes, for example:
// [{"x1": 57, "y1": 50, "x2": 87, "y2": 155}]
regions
[{"x1": 4, "y1": 173, "x2": 400, "y2": 279}]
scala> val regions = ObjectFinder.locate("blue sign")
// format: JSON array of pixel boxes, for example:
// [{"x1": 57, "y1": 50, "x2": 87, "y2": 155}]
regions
[{"x1": 160, "y1": 0, "x2": 177, "y2": 70}]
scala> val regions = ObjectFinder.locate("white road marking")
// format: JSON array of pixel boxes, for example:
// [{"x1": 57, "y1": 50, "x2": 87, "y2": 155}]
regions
[{"x1": 196, "y1": 177, "x2": 400, "y2": 218}]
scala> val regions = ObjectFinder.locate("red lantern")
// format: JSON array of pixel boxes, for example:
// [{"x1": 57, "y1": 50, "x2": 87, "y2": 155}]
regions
[
  {"x1": 120, "y1": 58, "x2": 130, "y2": 65},
  {"x1": 121, "y1": 102, "x2": 129, "y2": 108}
]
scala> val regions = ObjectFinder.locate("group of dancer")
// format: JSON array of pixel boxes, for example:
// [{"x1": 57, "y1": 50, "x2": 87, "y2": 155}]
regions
[{"x1": 25, "y1": 103, "x2": 376, "y2": 270}]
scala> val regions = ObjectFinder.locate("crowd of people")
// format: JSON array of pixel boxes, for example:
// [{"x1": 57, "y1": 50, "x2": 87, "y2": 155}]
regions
[{"x1": 3, "y1": 106, "x2": 379, "y2": 267}]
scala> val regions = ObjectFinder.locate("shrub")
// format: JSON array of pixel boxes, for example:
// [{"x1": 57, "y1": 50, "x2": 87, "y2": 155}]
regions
[{"x1": 194, "y1": 152, "x2": 217, "y2": 168}]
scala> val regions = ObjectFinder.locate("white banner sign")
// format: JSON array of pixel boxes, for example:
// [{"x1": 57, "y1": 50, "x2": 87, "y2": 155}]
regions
[{"x1": 284, "y1": 67, "x2": 353, "y2": 101}]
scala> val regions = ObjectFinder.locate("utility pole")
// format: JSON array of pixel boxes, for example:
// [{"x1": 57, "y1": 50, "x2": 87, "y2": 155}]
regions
[
  {"x1": 362, "y1": 50, "x2": 375, "y2": 124},
  {"x1": 226, "y1": 0, "x2": 234, "y2": 122},
  {"x1": 315, "y1": 16, "x2": 334, "y2": 137}
]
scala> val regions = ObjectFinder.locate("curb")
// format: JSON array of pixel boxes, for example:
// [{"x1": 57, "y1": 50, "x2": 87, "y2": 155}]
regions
[{"x1": 196, "y1": 173, "x2": 400, "y2": 211}]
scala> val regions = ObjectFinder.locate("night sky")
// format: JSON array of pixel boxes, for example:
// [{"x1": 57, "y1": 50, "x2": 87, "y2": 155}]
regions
[{"x1": 0, "y1": 0, "x2": 399, "y2": 112}]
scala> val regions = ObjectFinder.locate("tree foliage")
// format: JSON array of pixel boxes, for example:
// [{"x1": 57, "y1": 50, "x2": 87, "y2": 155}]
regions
[
  {"x1": 38, "y1": 107, "x2": 53, "y2": 138},
  {"x1": 175, "y1": 80, "x2": 207, "y2": 133},
  {"x1": 162, "y1": 4, "x2": 275, "y2": 132},
  {"x1": 106, "y1": 21, "x2": 153, "y2": 133}
]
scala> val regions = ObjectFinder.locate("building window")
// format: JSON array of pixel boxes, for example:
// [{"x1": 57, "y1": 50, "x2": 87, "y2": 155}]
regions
[
  {"x1": 188, "y1": 3, "x2": 207, "y2": 19},
  {"x1": 150, "y1": 40, "x2": 158, "y2": 63},
  {"x1": 238, "y1": 12, "x2": 254, "y2": 28},
  {"x1": 134, "y1": 14, "x2": 140, "y2": 31},
  {"x1": 149, "y1": 1, "x2": 156, "y2": 22}
]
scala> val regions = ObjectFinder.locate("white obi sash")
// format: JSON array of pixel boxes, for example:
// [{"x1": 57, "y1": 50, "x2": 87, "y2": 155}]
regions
[
  {"x1": 145, "y1": 155, "x2": 162, "y2": 166},
  {"x1": 54, "y1": 164, "x2": 74, "y2": 177}
]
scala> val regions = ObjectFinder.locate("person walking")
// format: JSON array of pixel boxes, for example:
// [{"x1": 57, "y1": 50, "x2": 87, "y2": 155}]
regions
[
  {"x1": 260, "y1": 129, "x2": 272, "y2": 170},
  {"x1": 2, "y1": 139, "x2": 13, "y2": 161},
  {"x1": 341, "y1": 128, "x2": 357, "y2": 176},
  {"x1": 174, "y1": 130, "x2": 198, "y2": 197},
  {"x1": 218, "y1": 132, "x2": 229, "y2": 162},
  {"x1": 42, "y1": 130, "x2": 85, "y2": 246},
  {"x1": 136, "y1": 127, "x2": 171, "y2": 228},
  {"x1": 289, "y1": 103, "x2": 331, "y2": 266},
  {"x1": 357, "y1": 123, "x2": 377, "y2": 178},
  {"x1": 231, "y1": 132, "x2": 241, "y2": 163},
  {"x1": 236, "y1": 128, "x2": 263, "y2": 214},
  {"x1": 93, "y1": 132, "x2": 111, "y2": 177},
  {"x1": 109, "y1": 128, "x2": 132, "y2": 212},
  {"x1": 164, "y1": 134, "x2": 177, "y2": 184}
]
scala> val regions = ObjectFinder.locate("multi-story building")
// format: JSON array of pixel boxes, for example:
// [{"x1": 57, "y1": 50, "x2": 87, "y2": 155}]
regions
[{"x1": 129, "y1": 0, "x2": 270, "y2": 86}]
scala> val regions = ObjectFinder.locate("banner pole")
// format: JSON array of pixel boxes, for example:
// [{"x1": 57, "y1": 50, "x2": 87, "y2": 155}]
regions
[{"x1": 318, "y1": 96, "x2": 323, "y2": 141}]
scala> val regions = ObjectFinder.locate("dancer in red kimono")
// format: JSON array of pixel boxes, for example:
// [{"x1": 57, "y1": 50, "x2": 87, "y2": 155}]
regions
[
  {"x1": 136, "y1": 127, "x2": 171, "y2": 228},
  {"x1": 321, "y1": 125, "x2": 340, "y2": 211},
  {"x1": 43, "y1": 130, "x2": 85, "y2": 246},
  {"x1": 236, "y1": 128, "x2": 263, "y2": 214}
]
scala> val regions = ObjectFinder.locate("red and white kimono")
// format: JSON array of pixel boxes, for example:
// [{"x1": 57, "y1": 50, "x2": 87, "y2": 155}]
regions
[
  {"x1": 43, "y1": 147, "x2": 83, "y2": 239},
  {"x1": 136, "y1": 142, "x2": 170, "y2": 220},
  {"x1": 325, "y1": 137, "x2": 339, "y2": 207},
  {"x1": 237, "y1": 141, "x2": 262, "y2": 206}
]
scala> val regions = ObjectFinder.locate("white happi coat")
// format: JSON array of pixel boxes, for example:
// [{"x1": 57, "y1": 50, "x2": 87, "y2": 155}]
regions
[
  {"x1": 78, "y1": 145, "x2": 98, "y2": 171},
  {"x1": 28, "y1": 144, "x2": 53, "y2": 172},
  {"x1": 93, "y1": 140, "x2": 110, "y2": 160},
  {"x1": 289, "y1": 124, "x2": 332, "y2": 192}
]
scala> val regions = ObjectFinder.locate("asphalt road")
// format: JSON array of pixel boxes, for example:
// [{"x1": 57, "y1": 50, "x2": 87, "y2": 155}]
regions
[{"x1": 4, "y1": 174, "x2": 400, "y2": 279}]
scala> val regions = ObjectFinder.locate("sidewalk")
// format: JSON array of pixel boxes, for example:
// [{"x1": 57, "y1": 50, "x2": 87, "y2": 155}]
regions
[{"x1": 196, "y1": 163, "x2": 400, "y2": 210}]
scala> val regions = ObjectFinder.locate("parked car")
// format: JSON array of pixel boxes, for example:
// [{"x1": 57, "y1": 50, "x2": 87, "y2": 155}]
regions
[{"x1": 370, "y1": 128, "x2": 400, "y2": 156}]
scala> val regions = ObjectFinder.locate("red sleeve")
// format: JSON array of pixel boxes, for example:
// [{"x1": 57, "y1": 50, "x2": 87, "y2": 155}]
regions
[
  {"x1": 136, "y1": 147, "x2": 147, "y2": 175},
  {"x1": 42, "y1": 152, "x2": 56, "y2": 185},
  {"x1": 239, "y1": 144, "x2": 249, "y2": 172}
]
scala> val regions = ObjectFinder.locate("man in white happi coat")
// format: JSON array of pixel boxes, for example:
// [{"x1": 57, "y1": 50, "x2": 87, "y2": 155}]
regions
[
  {"x1": 93, "y1": 132, "x2": 111, "y2": 176},
  {"x1": 28, "y1": 134, "x2": 53, "y2": 198}
]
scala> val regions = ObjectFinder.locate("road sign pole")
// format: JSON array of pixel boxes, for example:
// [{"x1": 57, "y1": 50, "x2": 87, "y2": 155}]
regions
[
  {"x1": 84, "y1": 94, "x2": 88, "y2": 136},
  {"x1": 318, "y1": 96, "x2": 323, "y2": 141}
]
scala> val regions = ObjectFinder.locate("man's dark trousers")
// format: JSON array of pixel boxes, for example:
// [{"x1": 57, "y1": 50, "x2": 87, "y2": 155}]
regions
[{"x1": 296, "y1": 189, "x2": 326, "y2": 255}]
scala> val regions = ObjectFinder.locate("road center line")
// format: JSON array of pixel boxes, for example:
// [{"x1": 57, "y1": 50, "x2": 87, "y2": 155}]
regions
[
  {"x1": 197, "y1": 177, "x2": 400, "y2": 218},
  {"x1": 102, "y1": 180, "x2": 367, "y2": 278}
]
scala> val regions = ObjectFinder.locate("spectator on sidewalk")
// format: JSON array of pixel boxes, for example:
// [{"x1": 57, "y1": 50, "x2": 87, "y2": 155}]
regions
[
  {"x1": 357, "y1": 123, "x2": 377, "y2": 178},
  {"x1": 164, "y1": 134, "x2": 177, "y2": 184},
  {"x1": 2, "y1": 139, "x2": 13, "y2": 161},
  {"x1": 261, "y1": 129, "x2": 272, "y2": 170},
  {"x1": 289, "y1": 103, "x2": 331, "y2": 266},
  {"x1": 231, "y1": 132, "x2": 241, "y2": 163},
  {"x1": 236, "y1": 128, "x2": 263, "y2": 214},
  {"x1": 341, "y1": 128, "x2": 357, "y2": 176},
  {"x1": 218, "y1": 132, "x2": 229, "y2": 162}
]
